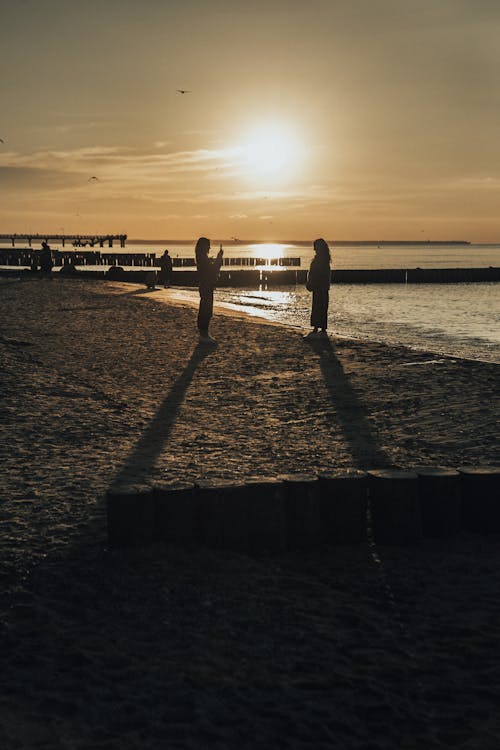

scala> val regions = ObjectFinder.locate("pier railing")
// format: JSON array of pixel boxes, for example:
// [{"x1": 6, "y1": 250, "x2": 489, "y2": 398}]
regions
[{"x1": 0, "y1": 233, "x2": 127, "y2": 248}]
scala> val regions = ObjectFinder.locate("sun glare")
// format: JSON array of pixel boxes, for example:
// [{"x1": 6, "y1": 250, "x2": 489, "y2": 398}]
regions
[
  {"x1": 240, "y1": 125, "x2": 302, "y2": 182},
  {"x1": 248, "y1": 243, "x2": 288, "y2": 261}
]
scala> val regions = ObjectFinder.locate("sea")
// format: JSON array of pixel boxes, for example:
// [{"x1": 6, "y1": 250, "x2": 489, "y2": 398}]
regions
[
  {"x1": 2, "y1": 240, "x2": 499, "y2": 363},
  {"x1": 139, "y1": 241, "x2": 500, "y2": 364}
]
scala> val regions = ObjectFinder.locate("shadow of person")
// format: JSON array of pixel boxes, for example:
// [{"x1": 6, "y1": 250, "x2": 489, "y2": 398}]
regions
[
  {"x1": 113, "y1": 286, "x2": 160, "y2": 297},
  {"x1": 110, "y1": 342, "x2": 214, "y2": 489},
  {"x1": 305, "y1": 336, "x2": 393, "y2": 469}
]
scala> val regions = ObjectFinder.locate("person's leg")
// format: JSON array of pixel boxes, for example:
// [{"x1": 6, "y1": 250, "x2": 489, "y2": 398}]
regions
[
  {"x1": 316, "y1": 291, "x2": 329, "y2": 336},
  {"x1": 304, "y1": 292, "x2": 322, "y2": 338},
  {"x1": 319, "y1": 290, "x2": 330, "y2": 338},
  {"x1": 197, "y1": 297, "x2": 209, "y2": 334},
  {"x1": 198, "y1": 291, "x2": 215, "y2": 341}
]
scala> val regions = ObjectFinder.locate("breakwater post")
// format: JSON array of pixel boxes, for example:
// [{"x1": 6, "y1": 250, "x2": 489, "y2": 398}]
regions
[
  {"x1": 460, "y1": 466, "x2": 500, "y2": 533},
  {"x1": 416, "y1": 467, "x2": 461, "y2": 537}
]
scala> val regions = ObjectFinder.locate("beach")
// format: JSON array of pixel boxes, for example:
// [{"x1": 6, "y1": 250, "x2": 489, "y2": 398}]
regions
[{"x1": 1, "y1": 276, "x2": 500, "y2": 749}]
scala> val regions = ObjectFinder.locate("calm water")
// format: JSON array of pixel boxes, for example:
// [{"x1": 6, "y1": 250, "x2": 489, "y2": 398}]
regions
[
  {"x1": 2, "y1": 240, "x2": 499, "y2": 269},
  {"x1": 208, "y1": 282, "x2": 500, "y2": 364},
  {"x1": 121, "y1": 241, "x2": 500, "y2": 270},
  {"x1": 148, "y1": 242, "x2": 499, "y2": 363},
  {"x1": 2, "y1": 241, "x2": 499, "y2": 363}
]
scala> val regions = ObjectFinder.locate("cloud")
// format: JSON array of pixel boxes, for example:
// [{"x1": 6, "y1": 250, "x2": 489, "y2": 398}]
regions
[
  {"x1": 3, "y1": 142, "x2": 492, "y2": 233},
  {"x1": 442, "y1": 175, "x2": 500, "y2": 190},
  {"x1": 0, "y1": 145, "x2": 243, "y2": 191},
  {"x1": 0, "y1": 165, "x2": 82, "y2": 190},
  {"x1": 0, "y1": 146, "x2": 343, "y2": 206}
]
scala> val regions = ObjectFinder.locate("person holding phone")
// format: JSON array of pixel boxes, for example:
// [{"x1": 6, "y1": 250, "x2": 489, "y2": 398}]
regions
[{"x1": 195, "y1": 237, "x2": 223, "y2": 344}]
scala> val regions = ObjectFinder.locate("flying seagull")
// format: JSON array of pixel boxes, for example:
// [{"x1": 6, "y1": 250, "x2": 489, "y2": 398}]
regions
[{"x1": 176, "y1": 89, "x2": 191, "y2": 94}]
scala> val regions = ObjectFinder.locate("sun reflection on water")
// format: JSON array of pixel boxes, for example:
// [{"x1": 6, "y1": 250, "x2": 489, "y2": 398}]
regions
[
  {"x1": 244, "y1": 243, "x2": 295, "y2": 267},
  {"x1": 247, "y1": 243, "x2": 289, "y2": 260}
]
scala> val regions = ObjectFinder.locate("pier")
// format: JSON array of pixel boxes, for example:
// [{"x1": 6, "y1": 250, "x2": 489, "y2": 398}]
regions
[{"x1": 0, "y1": 233, "x2": 127, "y2": 248}]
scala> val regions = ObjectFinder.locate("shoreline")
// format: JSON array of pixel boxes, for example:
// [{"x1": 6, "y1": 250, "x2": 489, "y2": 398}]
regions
[
  {"x1": 135, "y1": 283, "x2": 500, "y2": 366},
  {"x1": 2, "y1": 275, "x2": 498, "y2": 365}
]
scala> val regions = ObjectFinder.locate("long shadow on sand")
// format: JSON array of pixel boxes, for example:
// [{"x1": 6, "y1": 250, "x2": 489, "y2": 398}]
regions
[
  {"x1": 113, "y1": 286, "x2": 162, "y2": 297},
  {"x1": 306, "y1": 337, "x2": 393, "y2": 469},
  {"x1": 110, "y1": 342, "x2": 214, "y2": 488}
]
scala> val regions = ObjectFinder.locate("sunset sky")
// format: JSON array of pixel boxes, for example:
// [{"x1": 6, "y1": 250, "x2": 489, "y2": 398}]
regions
[{"x1": 0, "y1": 0, "x2": 498, "y2": 242}]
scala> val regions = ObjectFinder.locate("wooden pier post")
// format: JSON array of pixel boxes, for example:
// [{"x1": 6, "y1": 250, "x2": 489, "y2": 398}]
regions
[
  {"x1": 279, "y1": 473, "x2": 320, "y2": 552},
  {"x1": 459, "y1": 466, "x2": 500, "y2": 533},
  {"x1": 196, "y1": 479, "x2": 249, "y2": 552},
  {"x1": 368, "y1": 469, "x2": 422, "y2": 544},
  {"x1": 246, "y1": 477, "x2": 287, "y2": 555},
  {"x1": 106, "y1": 483, "x2": 155, "y2": 547},
  {"x1": 317, "y1": 471, "x2": 368, "y2": 544},
  {"x1": 417, "y1": 467, "x2": 461, "y2": 537},
  {"x1": 151, "y1": 480, "x2": 197, "y2": 545}
]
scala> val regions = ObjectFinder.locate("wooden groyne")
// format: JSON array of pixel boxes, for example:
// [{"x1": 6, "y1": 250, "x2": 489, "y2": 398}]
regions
[
  {"x1": 2, "y1": 264, "x2": 499, "y2": 285},
  {"x1": 332, "y1": 267, "x2": 500, "y2": 283},
  {"x1": 78, "y1": 265, "x2": 500, "y2": 285},
  {"x1": 107, "y1": 465, "x2": 500, "y2": 551},
  {"x1": 1, "y1": 246, "x2": 498, "y2": 284},
  {"x1": 0, "y1": 247, "x2": 299, "y2": 270}
]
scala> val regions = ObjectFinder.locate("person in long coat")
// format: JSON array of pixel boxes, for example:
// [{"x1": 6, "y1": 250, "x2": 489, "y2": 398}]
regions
[{"x1": 304, "y1": 238, "x2": 331, "y2": 339}]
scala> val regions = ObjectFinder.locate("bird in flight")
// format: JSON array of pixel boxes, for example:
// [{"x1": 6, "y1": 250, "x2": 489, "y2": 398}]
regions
[
  {"x1": 176, "y1": 89, "x2": 191, "y2": 94},
  {"x1": 88, "y1": 176, "x2": 99, "y2": 182}
]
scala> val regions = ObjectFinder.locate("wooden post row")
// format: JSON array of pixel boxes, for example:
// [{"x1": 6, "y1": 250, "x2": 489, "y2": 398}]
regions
[{"x1": 106, "y1": 466, "x2": 500, "y2": 550}]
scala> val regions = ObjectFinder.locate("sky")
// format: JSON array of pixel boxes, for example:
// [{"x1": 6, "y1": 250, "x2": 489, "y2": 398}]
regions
[{"x1": 0, "y1": 0, "x2": 499, "y2": 242}]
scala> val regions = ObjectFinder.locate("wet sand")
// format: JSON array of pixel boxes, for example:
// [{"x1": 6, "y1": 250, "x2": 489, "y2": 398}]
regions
[{"x1": 1, "y1": 276, "x2": 499, "y2": 749}]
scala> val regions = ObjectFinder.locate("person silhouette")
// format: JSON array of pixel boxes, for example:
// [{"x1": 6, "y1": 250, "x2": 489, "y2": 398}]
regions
[
  {"x1": 195, "y1": 237, "x2": 223, "y2": 344},
  {"x1": 159, "y1": 249, "x2": 173, "y2": 287},
  {"x1": 304, "y1": 238, "x2": 331, "y2": 339},
  {"x1": 39, "y1": 241, "x2": 54, "y2": 276}
]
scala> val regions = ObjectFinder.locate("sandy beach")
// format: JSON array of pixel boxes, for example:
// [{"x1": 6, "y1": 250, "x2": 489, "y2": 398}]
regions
[{"x1": 1, "y1": 275, "x2": 499, "y2": 749}]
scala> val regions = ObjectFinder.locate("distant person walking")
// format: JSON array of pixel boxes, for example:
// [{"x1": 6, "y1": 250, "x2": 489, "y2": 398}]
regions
[
  {"x1": 195, "y1": 237, "x2": 223, "y2": 344},
  {"x1": 159, "y1": 249, "x2": 173, "y2": 287},
  {"x1": 304, "y1": 238, "x2": 331, "y2": 339},
  {"x1": 39, "y1": 241, "x2": 54, "y2": 276}
]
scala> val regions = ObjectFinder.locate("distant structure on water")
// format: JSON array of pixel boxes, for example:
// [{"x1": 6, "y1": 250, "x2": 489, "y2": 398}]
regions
[{"x1": 0, "y1": 233, "x2": 127, "y2": 248}]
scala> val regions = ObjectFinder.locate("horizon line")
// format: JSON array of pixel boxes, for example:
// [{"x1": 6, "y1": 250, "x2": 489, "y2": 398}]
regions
[{"x1": 129, "y1": 238, "x2": 472, "y2": 245}]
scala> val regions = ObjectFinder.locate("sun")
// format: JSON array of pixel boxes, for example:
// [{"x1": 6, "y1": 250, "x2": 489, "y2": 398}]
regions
[{"x1": 240, "y1": 124, "x2": 303, "y2": 182}]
